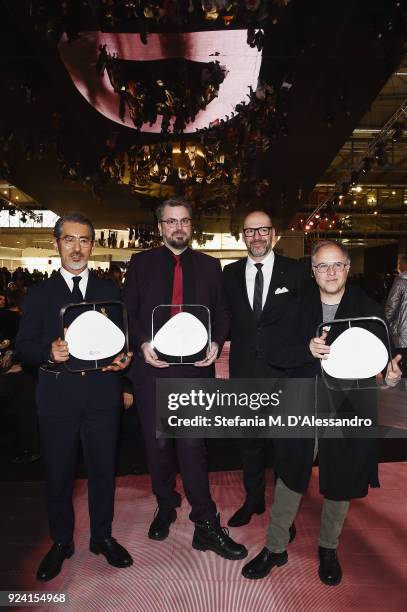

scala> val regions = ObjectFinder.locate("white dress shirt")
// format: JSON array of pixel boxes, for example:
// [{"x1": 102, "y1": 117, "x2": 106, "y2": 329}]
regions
[
  {"x1": 245, "y1": 249, "x2": 275, "y2": 309},
  {"x1": 59, "y1": 266, "x2": 89, "y2": 299}
]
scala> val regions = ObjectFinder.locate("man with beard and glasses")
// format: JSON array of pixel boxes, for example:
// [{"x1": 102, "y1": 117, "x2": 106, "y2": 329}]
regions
[
  {"x1": 123, "y1": 196, "x2": 247, "y2": 561},
  {"x1": 16, "y1": 213, "x2": 133, "y2": 582},
  {"x1": 223, "y1": 210, "x2": 306, "y2": 529}
]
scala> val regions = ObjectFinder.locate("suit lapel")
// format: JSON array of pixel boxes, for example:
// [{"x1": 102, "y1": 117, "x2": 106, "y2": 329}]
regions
[
  {"x1": 238, "y1": 258, "x2": 254, "y2": 317},
  {"x1": 55, "y1": 270, "x2": 74, "y2": 300},
  {"x1": 84, "y1": 270, "x2": 97, "y2": 301},
  {"x1": 261, "y1": 255, "x2": 286, "y2": 317}
]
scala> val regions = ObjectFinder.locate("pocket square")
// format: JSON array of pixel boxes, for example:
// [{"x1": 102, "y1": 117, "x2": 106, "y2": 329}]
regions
[{"x1": 275, "y1": 287, "x2": 289, "y2": 294}]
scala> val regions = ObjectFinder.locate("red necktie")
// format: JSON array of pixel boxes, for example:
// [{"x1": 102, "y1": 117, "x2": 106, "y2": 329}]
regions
[{"x1": 171, "y1": 254, "x2": 183, "y2": 317}]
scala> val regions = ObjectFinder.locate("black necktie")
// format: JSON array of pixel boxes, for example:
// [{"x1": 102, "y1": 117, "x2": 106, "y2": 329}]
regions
[
  {"x1": 71, "y1": 276, "x2": 83, "y2": 303},
  {"x1": 253, "y1": 263, "x2": 264, "y2": 320}
]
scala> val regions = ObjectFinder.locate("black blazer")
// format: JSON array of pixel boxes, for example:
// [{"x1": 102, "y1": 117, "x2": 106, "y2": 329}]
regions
[
  {"x1": 16, "y1": 271, "x2": 121, "y2": 370},
  {"x1": 223, "y1": 254, "x2": 307, "y2": 377},
  {"x1": 123, "y1": 246, "x2": 229, "y2": 385},
  {"x1": 266, "y1": 282, "x2": 386, "y2": 500}
]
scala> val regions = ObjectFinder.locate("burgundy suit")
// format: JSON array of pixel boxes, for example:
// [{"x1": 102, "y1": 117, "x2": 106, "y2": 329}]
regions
[{"x1": 123, "y1": 246, "x2": 229, "y2": 520}]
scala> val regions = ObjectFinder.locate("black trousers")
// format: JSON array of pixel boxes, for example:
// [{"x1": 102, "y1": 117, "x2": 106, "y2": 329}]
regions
[
  {"x1": 238, "y1": 354, "x2": 274, "y2": 505},
  {"x1": 135, "y1": 374, "x2": 217, "y2": 522},
  {"x1": 36, "y1": 368, "x2": 121, "y2": 544}
]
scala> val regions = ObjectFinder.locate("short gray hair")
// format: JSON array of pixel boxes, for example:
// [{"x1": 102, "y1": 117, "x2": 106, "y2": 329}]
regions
[
  {"x1": 155, "y1": 196, "x2": 193, "y2": 222},
  {"x1": 53, "y1": 213, "x2": 95, "y2": 241},
  {"x1": 311, "y1": 240, "x2": 350, "y2": 264}
]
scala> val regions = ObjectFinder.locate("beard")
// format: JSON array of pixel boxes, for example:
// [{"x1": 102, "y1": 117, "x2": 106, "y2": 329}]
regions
[
  {"x1": 248, "y1": 240, "x2": 271, "y2": 258},
  {"x1": 166, "y1": 233, "x2": 190, "y2": 250},
  {"x1": 68, "y1": 255, "x2": 87, "y2": 270}
]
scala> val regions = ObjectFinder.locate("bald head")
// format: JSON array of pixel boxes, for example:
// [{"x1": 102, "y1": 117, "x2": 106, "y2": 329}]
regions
[{"x1": 243, "y1": 210, "x2": 275, "y2": 261}]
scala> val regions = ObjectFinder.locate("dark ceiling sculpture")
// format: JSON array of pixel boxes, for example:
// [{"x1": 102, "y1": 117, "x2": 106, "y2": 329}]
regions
[{"x1": 0, "y1": 0, "x2": 406, "y2": 234}]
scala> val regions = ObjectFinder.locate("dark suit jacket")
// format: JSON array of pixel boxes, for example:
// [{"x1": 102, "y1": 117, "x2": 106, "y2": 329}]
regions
[
  {"x1": 266, "y1": 282, "x2": 386, "y2": 500},
  {"x1": 223, "y1": 254, "x2": 306, "y2": 378},
  {"x1": 16, "y1": 271, "x2": 121, "y2": 371},
  {"x1": 123, "y1": 245, "x2": 229, "y2": 385}
]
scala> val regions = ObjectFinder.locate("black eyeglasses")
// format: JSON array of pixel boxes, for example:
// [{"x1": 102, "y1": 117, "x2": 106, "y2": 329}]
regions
[
  {"x1": 243, "y1": 226, "x2": 272, "y2": 237},
  {"x1": 160, "y1": 218, "x2": 192, "y2": 227}
]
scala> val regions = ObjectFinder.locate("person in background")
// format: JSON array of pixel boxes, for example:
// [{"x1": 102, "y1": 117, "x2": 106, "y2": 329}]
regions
[{"x1": 385, "y1": 253, "x2": 407, "y2": 382}]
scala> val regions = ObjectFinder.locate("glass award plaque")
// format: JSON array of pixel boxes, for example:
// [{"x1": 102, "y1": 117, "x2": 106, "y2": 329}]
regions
[
  {"x1": 317, "y1": 316, "x2": 392, "y2": 390},
  {"x1": 60, "y1": 300, "x2": 129, "y2": 372},
  {"x1": 151, "y1": 304, "x2": 211, "y2": 364}
]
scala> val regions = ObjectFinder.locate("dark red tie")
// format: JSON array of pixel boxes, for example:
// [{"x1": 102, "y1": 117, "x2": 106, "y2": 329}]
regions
[{"x1": 171, "y1": 254, "x2": 183, "y2": 317}]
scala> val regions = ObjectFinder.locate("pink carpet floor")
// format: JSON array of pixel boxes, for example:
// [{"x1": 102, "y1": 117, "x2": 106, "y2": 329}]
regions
[{"x1": 1, "y1": 462, "x2": 406, "y2": 612}]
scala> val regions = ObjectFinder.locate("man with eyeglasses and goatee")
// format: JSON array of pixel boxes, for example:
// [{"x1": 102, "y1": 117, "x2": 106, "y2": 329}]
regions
[
  {"x1": 223, "y1": 210, "x2": 307, "y2": 529},
  {"x1": 123, "y1": 196, "x2": 247, "y2": 561},
  {"x1": 242, "y1": 240, "x2": 401, "y2": 585},
  {"x1": 16, "y1": 213, "x2": 133, "y2": 582}
]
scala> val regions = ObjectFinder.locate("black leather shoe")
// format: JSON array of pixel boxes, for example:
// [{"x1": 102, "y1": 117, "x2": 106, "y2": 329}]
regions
[
  {"x1": 90, "y1": 537, "x2": 133, "y2": 568},
  {"x1": 227, "y1": 501, "x2": 266, "y2": 527},
  {"x1": 289, "y1": 522, "x2": 296, "y2": 543},
  {"x1": 192, "y1": 514, "x2": 248, "y2": 560},
  {"x1": 318, "y1": 546, "x2": 342, "y2": 586},
  {"x1": 148, "y1": 507, "x2": 177, "y2": 541},
  {"x1": 242, "y1": 547, "x2": 288, "y2": 580},
  {"x1": 36, "y1": 542, "x2": 74, "y2": 581}
]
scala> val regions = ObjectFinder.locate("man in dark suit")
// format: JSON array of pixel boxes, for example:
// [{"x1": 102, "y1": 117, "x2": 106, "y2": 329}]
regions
[
  {"x1": 123, "y1": 196, "x2": 247, "y2": 561},
  {"x1": 16, "y1": 213, "x2": 133, "y2": 581},
  {"x1": 223, "y1": 210, "x2": 305, "y2": 527}
]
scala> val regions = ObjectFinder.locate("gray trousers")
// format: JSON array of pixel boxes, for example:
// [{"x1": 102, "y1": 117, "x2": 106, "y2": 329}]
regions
[
  {"x1": 266, "y1": 478, "x2": 349, "y2": 552},
  {"x1": 266, "y1": 440, "x2": 349, "y2": 552}
]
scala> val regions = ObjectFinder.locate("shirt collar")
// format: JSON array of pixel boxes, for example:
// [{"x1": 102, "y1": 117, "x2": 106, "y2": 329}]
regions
[
  {"x1": 246, "y1": 249, "x2": 275, "y2": 269},
  {"x1": 163, "y1": 245, "x2": 191, "y2": 261},
  {"x1": 59, "y1": 266, "x2": 89, "y2": 284}
]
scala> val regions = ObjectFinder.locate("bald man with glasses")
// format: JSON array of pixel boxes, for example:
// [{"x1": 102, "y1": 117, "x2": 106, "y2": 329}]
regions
[
  {"x1": 223, "y1": 210, "x2": 307, "y2": 528},
  {"x1": 242, "y1": 240, "x2": 401, "y2": 585}
]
